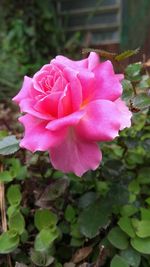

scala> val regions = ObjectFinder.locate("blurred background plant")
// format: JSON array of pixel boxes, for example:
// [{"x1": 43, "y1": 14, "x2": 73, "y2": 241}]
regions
[
  {"x1": 1, "y1": 0, "x2": 150, "y2": 99},
  {"x1": 0, "y1": 0, "x2": 150, "y2": 266},
  {"x1": 0, "y1": 0, "x2": 81, "y2": 99}
]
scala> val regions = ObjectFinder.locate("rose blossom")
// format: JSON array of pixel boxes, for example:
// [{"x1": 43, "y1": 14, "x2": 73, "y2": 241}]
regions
[{"x1": 13, "y1": 52, "x2": 132, "y2": 176}]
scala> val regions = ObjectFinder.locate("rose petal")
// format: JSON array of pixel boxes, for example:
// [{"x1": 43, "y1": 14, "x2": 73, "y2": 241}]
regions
[
  {"x1": 76, "y1": 100, "x2": 121, "y2": 141},
  {"x1": 93, "y1": 60, "x2": 123, "y2": 101},
  {"x1": 58, "y1": 84, "x2": 73, "y2": 117},
  {"x1": 87, "y1": 52, "x2": 100, "y2": 71},
  {"x1": 77, "y1": 69, "x2": 95, "y2": 101},
  {"x1": 34, "y1": 92, "x2": 62, "y2": 118},
  {"x1": 49, "y1": 129, "x2": 102, "y2": 176},
  {"x1": 63, "y1": 67, "x2": 82, "y2": 111},
  {"x1": 116, "y1": 74, "x2": 124, "y2": 81},
  {"x1": 52, "y1": 76, "x2": 68, "y2": 92},
  {"x1": 115, "y1": 98, "x2": 132, "y2": 130},
  {"x1": 52, "y1": 55, "x2": 88, "y2": 70},
  {"x1": 12, "y1": 76, "x2": 37, "y2": 103},
  {"x1": 13, "y1": 52, "x2": 130, "y2": 177},
  {"x1": 33, "y1": 70, "x2": 49, "y2": 93},
  {"x1": 46, "y1": 110, "x2": 84, "y2": 131},
  {"x1": 19, "y1": 98, "x2": 54, "y2": 120},
  {"x1": 19, "y1": 114, "x2": 67, "y2": 152}
]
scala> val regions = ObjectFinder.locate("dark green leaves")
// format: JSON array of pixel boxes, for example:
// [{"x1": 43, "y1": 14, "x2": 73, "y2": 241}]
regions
[
  {"x1": 65, "y1": 205, "x2": 76, "y2": 223},
  {"x1": 108, "y1": 227, "x2": 129, "y2": 250},
  {"x1": 137, "y1": 168, "x2": 150, "y2": 184},
  {"x1": 0, "y1": 135, "x2": 19, "y2": 155},
  {"x1": 79, "y1": 200, "x2": 111, "y2": 238},
  {"x1": 110, "y1": 255, "x2": 129, "y2": 267},
  {"x1": 125, "y1": 63, "x2": 142, "y2": 81},
  {"x1": 122, "y1": 79, "x2": 134, "y2": 101},
  {"x1": 1, "y1": 48, "x2": 150, "y2": 265},
  {"x1": 120, "y1": 247, "x2": 141, "y2": 267},
  {"x1": 132, "y1": 93, "x2": 150, "y2": 109}
]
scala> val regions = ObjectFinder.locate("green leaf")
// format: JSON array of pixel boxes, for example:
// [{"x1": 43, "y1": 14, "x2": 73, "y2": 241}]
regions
[
  {"x1": 145, "y1": 197, "x2": 150, "y2": 205},
  {"x1": 34, "y1": 228, "x2": 59, "y2": 251},
  {"x1": 134, "y1": 220, "x2": 150, "y2": 238},
  {"x1": 8, "y1": 211, "x2": 25, "y2": 235},
  {"x1": 79, "y1": 200, "x2": 111, "y2": 238},
  {"x1": 20, "y1": 229, "x2": 29, "y2": 243},
  {"x1": 0, "y1": 135, "x2": 19, "y2": 155},
  {"x1": 131, "y1": 237, "x2": 150, "y2": 254},
  {"x1": 0, "y1": 230, "x2": 19, "y2": 253},
  {"x1": 140, "y1": 208, "x2": 150, "y2": 220},
  {"x1": 110, "y1": 255, "x2": 129, "y2": 267},
  {"x1": 0, "y1": 130, "x2": 8, "y2": 139},
  {"x1": 132, "y1": 93, "x2": 150, "y2": 109},
  {"x1": 65, "y1": 205, "x2": 76, "y2": 223},
  {"x1": 138, "y1": 75, "x2": 150, "y2": 89},
  {"x1": 126, "y1": 150, "x2": 144, "y2": 166},
  {"x1": 7, "y1": 185, "x2": 22, "y2": 206},
  {"x1": 70, "y1": 223, "x2": 82, "y2": 239},
  {"x1": 7, "y1": 158, "x2": 27, "y2": 180},
  {"x1": 34, "y1": 209, "x2": 58, "y2": 231},
  {"x1": 106, "y1": 182, "x2": 129, "y2": 206},
  {"x1": 59, "y1": 221, "x2": 70, "y2": 234},
  {"x1": 121, "y1": 247, "x2": 141, "y2": 267},
  {"x1": 31, "y1": 250, "x2": 54, "y2": 266},
  {"x1": 107, "y1": 227, "x2": 129, "y2": 250},
  {"x1": 70, "y1": 237, "x2": 84, "y2": 247},
  {"x1": 118, "y1": 217, "x2": 135, "y2": 238},
  {"x1": 128, "y1": 180, "x2": 140, "y2": 194},
  {"x1": 121, "y1": 79, "x2": 133, "y2": 101},
  {"x1": 0, "y1": 171, "x2": 13, "y2": 182},
  {"x1": 120, "y1": 205, "x2": 138, "y2": 217},
  {"x1": 95, "y1": 181, "x2": 109, "y2": 195},
  {"x1": 115, "y1": 48, "x2": 140, "y2": 61},
  {"x1": 7, "y1": 205, "x2": 19, "y2": 218},
  {"x1": 78, "y1": 192, "x2": 97, "y2": 208},
  {"x1": 125, "y1": 63, "x2": 142, "y2": 81},
  {"x1": 137, "y1": 167, "x2": 150, "y2": 184}
]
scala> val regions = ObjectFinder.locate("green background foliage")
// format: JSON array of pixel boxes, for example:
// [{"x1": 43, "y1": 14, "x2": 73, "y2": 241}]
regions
[
  {"x1": 0, "y1": 60, "x2": 150, "y2": 266},
  {"x1": 0, "y1": 0, "x2": 70, "y2": 99},
  {"x1": 0, "y1": 1, "x2": 150, "y2": 266}
]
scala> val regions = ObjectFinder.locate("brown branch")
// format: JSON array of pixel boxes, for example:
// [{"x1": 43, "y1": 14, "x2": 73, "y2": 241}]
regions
[
  {"x1": 94, "y1": 245, "x2": 106, "y2": 267},
  {"x1": 0, "y1": 165, "x2": 7, "y2": 232},
  {"x1": 0, "y1": 164, "x2": 13, "y2": 267}
]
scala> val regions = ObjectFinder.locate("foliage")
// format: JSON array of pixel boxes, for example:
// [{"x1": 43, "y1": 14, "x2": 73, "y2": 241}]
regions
[
  {"x1": 0, "y1": 1, "x2": 80, "y2": 99},
  {"x1": 0, "y1": 60, "x2": 150, "y2": 266}
]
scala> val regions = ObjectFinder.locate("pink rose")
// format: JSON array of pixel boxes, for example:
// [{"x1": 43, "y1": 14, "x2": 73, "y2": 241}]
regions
[{"x1": 13, "y1": 52, "x2": 132, "y2": 176}]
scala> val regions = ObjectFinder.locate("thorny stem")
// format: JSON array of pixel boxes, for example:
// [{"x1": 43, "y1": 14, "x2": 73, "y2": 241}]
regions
[{"x1": 0, "y1": 164, "x2": 13, "y2": 267}]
